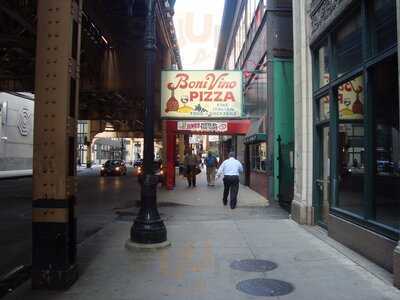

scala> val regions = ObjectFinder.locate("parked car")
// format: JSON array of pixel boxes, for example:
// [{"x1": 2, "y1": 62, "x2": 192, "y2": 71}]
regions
[
  {"x1": 100, "y1": 160, "x2": 127, "y2": 176},
  {"x1": 137, "y1": 160, "x2": 164, "y2": 183}
]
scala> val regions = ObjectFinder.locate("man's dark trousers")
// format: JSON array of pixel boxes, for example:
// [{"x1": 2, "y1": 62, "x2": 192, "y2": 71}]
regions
[{"x1": 223, "y1": 175, "x2": 239, "y2": 209}]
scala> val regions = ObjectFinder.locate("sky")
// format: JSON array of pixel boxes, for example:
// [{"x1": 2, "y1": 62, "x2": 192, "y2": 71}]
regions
[{"x1": 173, "y1": 0, "x2": 225, "y2": 70}]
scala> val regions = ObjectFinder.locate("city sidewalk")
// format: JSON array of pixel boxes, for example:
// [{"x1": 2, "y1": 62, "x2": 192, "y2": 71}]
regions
[{"x1": 5, "y1": 174, "x2": 400, "y2": 300}]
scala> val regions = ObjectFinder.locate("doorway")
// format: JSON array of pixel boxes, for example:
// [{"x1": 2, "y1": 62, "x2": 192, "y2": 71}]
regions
[{"x1": 315, "y1": 125, "x2": 330, "y2": 226}]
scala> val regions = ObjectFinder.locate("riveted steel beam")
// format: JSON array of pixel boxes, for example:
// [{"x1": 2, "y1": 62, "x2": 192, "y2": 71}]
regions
[
  {"x1": 32, "y1": 0, "x2": 82, "y2": 290},
  {"x1": 0, "y1": 2, "x2": 36, "y2": 35}
]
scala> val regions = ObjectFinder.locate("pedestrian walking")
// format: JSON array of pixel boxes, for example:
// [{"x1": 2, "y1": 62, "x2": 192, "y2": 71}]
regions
[
  {"x1": 216, "y1": 152, "x2": 243, "y2": 209},
  {"x1": 184, "y1": 149, "x2": 200, "y2": 187},
  {"x1": 205, "y1": 151, "x2": 218, "y2": 186}
]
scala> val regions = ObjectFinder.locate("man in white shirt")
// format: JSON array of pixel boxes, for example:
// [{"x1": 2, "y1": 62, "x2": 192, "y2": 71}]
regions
[{"x1": 216, "y1": 152, "x2": 243, "y2": 209}]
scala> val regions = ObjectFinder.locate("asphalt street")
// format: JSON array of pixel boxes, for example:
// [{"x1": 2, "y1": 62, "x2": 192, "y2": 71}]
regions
[{"x1": 0, "y1": 166, "x2": 140, "y2": 279}]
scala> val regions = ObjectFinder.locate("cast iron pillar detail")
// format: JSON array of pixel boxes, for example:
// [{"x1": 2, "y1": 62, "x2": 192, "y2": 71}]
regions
[
  {"x1": 32, "y1": 0, "x2": 82, "y2": 289},
  {"x1": 130, "y1": 0, "x2": 167, "y2": 244}
]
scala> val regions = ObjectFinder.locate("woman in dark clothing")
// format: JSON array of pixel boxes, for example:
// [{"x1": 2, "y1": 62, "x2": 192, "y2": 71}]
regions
[{"x1": 184, "y1": 149, "x2": 199, "y2": 187}]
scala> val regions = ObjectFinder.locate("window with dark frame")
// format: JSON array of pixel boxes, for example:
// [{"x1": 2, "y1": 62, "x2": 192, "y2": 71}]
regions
[
  {"x1": 250, "y1": 142, "x2": 267, "y2": 172},
  {"x1": 312, "y1": 0, "x2": 399, "y2": 237}
]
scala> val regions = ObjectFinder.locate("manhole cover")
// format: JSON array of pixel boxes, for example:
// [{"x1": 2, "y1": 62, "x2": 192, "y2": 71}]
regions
[
  {"x1": 236, "y1": 278, "x2": 294, "y2": 297},
  {"x1": 230, "y1": 259, "x2": 277, "y2": 272}
]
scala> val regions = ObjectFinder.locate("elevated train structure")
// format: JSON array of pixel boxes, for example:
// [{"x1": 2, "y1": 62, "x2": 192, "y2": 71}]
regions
[{"x1": 0, "y1": 0, "x2": 181, "y2": 289}]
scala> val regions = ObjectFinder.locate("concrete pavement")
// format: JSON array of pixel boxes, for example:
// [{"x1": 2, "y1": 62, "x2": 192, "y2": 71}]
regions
[
  {"x1": 4, "y1": 173, "x2": 400, "y2": 300},
  {"x1": 0, "y1": 166, "x2": 140, "y2": 281}
]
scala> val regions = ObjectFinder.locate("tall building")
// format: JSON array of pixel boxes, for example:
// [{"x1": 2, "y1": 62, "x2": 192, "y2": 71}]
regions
[
  {"x1": 292, "y1": 0, "x2": 400, "y2": 286},
  {"x1": 215, "y1": 0, "x2": 294, "y2": 205}
]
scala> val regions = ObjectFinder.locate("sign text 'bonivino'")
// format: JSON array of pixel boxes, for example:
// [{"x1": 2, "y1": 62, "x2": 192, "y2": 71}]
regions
[{"x1": 161, "y1": 70, "x2": 243, "y2": 119}]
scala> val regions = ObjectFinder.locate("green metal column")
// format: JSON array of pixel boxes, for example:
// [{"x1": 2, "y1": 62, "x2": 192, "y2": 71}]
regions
[{"x1": 273, "y1": 59, "x2": 294, "y2": 209}]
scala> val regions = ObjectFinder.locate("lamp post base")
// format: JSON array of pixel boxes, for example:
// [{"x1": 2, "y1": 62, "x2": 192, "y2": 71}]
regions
[
  {"x1": 130, "y1": 174, "x2": 168, "y2": 244},
  {"x1": 125, "y1": 239, "x2": 171, "y2": 251},
  {"x1": 130, "y1": 217, "x2": 168, "y2": 244}
]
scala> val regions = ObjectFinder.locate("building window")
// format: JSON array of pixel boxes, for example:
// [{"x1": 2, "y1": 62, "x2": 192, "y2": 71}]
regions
[
  {"x1": 312, "y1": 0, "x2": 399, "y2": 236},
  {"x1": 337, "y1": 123, "x2": 365, "y2": 216},
  {"x1": 316, "y1": 41, "x2": 330, "y2": 88},
  {"x1": 318, "y1": 95, "x2": 330, "y2": 121},
  {"x1": 334, "y1": 10, "x2": 362, "y2": 77},
  {"x1": 370, "y1": 55, "x2": 399, "y2": 230},
  {"x1": 232, "y1": 0, "x2": 265, "y2": 68},
  {"x1": 338, "y1": 75, "x2": 364, "y2": 120},
  {"x1": 368, "y1": 0, "x2": 397, "y2": 55},
  {"x1": 250, "y1": 142, "x2": 267, "y2": 172}
]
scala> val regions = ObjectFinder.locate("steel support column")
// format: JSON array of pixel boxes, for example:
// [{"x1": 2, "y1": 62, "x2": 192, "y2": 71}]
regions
[
  {"x1": 130, "y1": 0, "x2": 168, "y2": 245},
  {"x1": 178, "y1": 134, "x2": 185, "y2": 164},
  {"x1": 32, "y1": 0, "x2": 82, "y2": 289},
  {"x1": 86, "y1": 141, "x2": 92, "y2": 168}
]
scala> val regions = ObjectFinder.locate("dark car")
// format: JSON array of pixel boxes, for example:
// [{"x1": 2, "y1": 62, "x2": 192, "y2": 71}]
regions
[
  {"x1": 137, "y1": 160, "x2": 164, "y2": 183},
  {"x1": 100, "y1": 160, "x2": 127, "y2": 176},
  {"x1": 133, "y1": 158, "x2": 143, "y2": 167}
]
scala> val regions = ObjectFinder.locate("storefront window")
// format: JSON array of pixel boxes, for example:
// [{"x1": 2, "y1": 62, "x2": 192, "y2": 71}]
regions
[
  {"x1": 338, "y1": 75, "x2": 364, "y2": 120},
  {"x1": 368, "y1": 0, "x2": 397, "y2": 55},
  {"x1": 312, "y1": 0, "x2": 399, "y2": 237},
  {"x1": 371, "y1": 55, "x2": 399, "y2": 230},
  {"x1": 317, "y1": 42, "x2": 330, "y2": 88},
  {"x1": 318, "y1": 95, "x2": 330, "y2": 121},
  {"x1": 251, "y1": 142, "x2": 267, "y2": 172},
  {"x1": 337, "y1": 123, "x2": 365, "y2": 216},
  {"x1": 334, "y1": 11, "x2": 362, "y2": 77}
]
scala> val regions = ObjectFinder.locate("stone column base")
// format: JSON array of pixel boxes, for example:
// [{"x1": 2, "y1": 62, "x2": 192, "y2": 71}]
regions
[
  {"x1": 394, "y1": 244, "x2": 400, "y2": 288},
  {"x1": 291, "y1": 200, "x2": 314, "y2": 225}
]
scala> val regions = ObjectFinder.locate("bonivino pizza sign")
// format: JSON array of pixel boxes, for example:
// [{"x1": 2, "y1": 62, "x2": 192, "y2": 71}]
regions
[{"x1": 161, "y1": 70, "x2": 243, "y2": 119}]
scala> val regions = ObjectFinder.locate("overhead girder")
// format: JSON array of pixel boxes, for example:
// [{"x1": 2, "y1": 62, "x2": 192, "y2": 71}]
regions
[
  {"x1": 0, "y1": 0, "x2": 179, "y2": 139},
  {"x1": 0, "y1": 1, "x2": 36, "y2": 35},
  {"x1": 0, "y1": 34, "x2": 36, "y2": 50},
  {"x1": 79, "y1": 90, "x2": 144, "y2": 121},
  {"x1": 0, "y1": 0, "x2": 37, "y2": 90}
]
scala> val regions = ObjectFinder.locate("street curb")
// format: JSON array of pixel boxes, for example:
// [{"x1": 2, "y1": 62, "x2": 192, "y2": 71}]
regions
[{"x1": 0, "y1": 170, "x2": 32, "y2": 180}]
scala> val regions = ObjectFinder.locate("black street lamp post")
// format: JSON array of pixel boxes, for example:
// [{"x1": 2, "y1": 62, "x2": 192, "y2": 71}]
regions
[{"x1": 130, "y1": 0, "x2": 168, "y2": 245}]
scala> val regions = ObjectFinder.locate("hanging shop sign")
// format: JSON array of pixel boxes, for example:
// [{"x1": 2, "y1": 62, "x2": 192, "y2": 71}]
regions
[
  {"x1": 177, "y1": 121, "x2": 228, "y2": 133},
  {"x1": 244, "y1": 133, "x2": 267, "y2": 144},
  {"x1": 161, "y1": 70, "x2": 243, "y2": 119}
]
